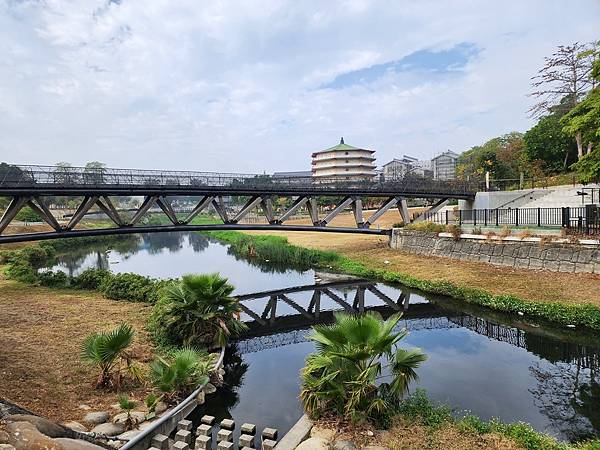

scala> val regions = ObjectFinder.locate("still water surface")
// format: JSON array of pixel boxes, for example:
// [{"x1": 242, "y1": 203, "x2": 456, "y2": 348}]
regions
[{"x1": 50, "y1": 232, "x2": 600, "y2": 442}]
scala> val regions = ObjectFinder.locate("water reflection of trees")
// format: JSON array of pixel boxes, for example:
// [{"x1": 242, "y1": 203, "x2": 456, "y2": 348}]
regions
[{"x1": 529, "y1": 344, "x2": 600, "y2": 442}]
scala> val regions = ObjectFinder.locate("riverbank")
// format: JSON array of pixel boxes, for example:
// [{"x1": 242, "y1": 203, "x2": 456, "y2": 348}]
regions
[{"x1": 0, "y1": 270, "x2": 155, "y2": 423}]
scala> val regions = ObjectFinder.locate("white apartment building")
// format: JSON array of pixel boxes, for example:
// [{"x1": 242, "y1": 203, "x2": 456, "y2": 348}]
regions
[
  {"x1": 311, "y1": 138, "x2": 376, "y2": 180},
  {"x1": 432, "y1": 150, "x2": 459, "y2": 180}
]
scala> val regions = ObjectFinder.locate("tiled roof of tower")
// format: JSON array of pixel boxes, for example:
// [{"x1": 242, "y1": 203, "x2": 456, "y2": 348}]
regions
[{"x1": 313, "y1": 137, "x2": 374, "y2": 155}]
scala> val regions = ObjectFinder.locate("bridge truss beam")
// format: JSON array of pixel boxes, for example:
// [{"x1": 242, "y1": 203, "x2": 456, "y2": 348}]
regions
[{"x1": 0, "y1": 190, "x2": 450, "y2": 243}]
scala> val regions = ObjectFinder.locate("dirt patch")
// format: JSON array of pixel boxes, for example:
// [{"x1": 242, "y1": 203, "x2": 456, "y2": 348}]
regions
[{"x1": 0, "y1": 274, "x2": 154, "y2": 424}]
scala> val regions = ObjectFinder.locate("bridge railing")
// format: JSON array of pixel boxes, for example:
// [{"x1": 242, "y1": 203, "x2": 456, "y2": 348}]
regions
[{"x1": 0, "y1": 163, "x2": 478, "y2": 195}]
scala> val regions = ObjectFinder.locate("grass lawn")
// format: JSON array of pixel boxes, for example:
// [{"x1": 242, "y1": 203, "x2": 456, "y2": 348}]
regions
[{"x1": 0, "y1": 268, "x2": 155, "y2": 423}]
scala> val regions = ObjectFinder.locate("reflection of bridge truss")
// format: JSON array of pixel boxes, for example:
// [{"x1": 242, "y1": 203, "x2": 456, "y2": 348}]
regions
[
  {"x1": 237, "y1": 316, "x2": 463, "y2": 354},
  {"x1": 235, "y1": 282, "x2": 600, "y2": 370}
]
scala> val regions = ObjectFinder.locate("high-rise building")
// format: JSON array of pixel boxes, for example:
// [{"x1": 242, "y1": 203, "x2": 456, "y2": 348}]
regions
[
  {"x1": 311, "y1": 138, "x2": 376, "y2": 180},
  {"x1": 432, "y1": 150, "x2": 459, "y2": 180}
]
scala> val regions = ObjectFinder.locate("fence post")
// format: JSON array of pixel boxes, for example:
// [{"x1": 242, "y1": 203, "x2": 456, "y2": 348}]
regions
[
  {"x1": 515, "y1": 208, "x2": 519, "y2": 227},
  {"x1": 445, "y1": 210, "x2": 449, "y2": 225},
  {"x1": 459, "y1": 210, "x2": 462, "y2": 226},
  {"x1": 473, "y1": 209, "x2": 477, "y2": 226},
  {"x1": 484, "y1": 209, "x2": 488, "y2": 226},
  {"x1": 537, "y1": 207, "x2": 541, "y2": 227},
  {"x1": 495, "y1": 209, "x2": 499, "y2": 227}
]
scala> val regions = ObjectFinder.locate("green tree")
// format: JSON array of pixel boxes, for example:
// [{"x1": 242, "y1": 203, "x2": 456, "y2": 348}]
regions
[
  {"x1": 300, "y1": 312, "x2": 426, "y2": 424},
  {"x1": 151, "y1": 273, "x2": 248, "y2": 347},
  {"x1": 457, "y1": 133, "x2": 525, "y2": 180},
  {"x1": 523, "y1": 114, "x2": 578, "y2": 173},
  {"x1": 80, "y1": 323, "x2": 142, "y2": 388},
  {"x1": 563, "y1": 54, "x2": 600, "y2": 157},
  {"x1": 83, "y1": 161, "x2": 107, "y2": 184}
]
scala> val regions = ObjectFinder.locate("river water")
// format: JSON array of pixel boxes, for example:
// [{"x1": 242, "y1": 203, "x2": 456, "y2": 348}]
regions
[{"x1": 49, "y1": 232, "x2": 600, "y2": 442}]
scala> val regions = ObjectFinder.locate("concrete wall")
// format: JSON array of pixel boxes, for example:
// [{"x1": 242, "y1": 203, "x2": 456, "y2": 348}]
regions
[
  {"x1": 389, "y1": 229, "x2": 600, "y2": 273},
  {"x1": 459, "y1": 190, "x2": 538, "y2": 210}
]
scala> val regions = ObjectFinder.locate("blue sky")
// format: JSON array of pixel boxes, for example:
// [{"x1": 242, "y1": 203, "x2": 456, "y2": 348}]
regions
[{"x1": 0, "y1": 0, "x2": 599, "y2": 172}]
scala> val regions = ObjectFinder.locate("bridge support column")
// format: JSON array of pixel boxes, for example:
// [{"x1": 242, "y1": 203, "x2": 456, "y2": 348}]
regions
[
  {"x1": 232, "y1": 196, "x2": 262, "y2": 223},
  {"x1": 397, "y1": 197, "x2": 410, "y2": 225},
  {"x1": 363, "y1": 196, "x2": 398, "y2": 228},
  {"x1": 96, "y1": 196, "x2": 125, "y2": 227},
  {"x1": 0, "y1": 196, "x2": 30, "y2": 233},
  {"x1": 156, "y1": 196, "x2": 179, "y2": 225},
  {"x1": 28, "y1": 197, "x2": 61, "y2": 231},
  {"x1": 65, "y1": 196, "x2": 98, "y2": 230},
  {"x1": 182, "y1": 196, "x2": 213, "y2": 224},
  {"x1": 352, "y1": 198, "x2": 363, "y2": 227},
  {"x1": 307, "y1": 198, "x2": 319, "y2": 226},
  {"x1": 413, "y1": 198, "x2": 449, "y2": 223},
  {"x1": 261, "y1": 196, "x2": 275, "y2": 224},
  {"x1": 320, "y1": 196, "x2": 353, "y2": 226},
  {"x1": 276, "y1": 196, "x2": 308, "y2": 224},
  {"x1": 212, "y1": 196, "x2": 230, "y2": 223},
  {"x1": 129, "y1": 196, "x2": 158, "y2": 226}
]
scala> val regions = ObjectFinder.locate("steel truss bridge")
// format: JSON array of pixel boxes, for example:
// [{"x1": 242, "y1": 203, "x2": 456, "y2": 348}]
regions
[
  {"x1": 234, "y1": 281, "x2": 600, "y2": 370},
  {"x1": 0, "y1": 164, "x2": 477, "y2": 243}
]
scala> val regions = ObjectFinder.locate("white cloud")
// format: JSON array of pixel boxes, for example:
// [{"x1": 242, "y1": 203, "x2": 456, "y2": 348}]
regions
[{"x1": 1, "y1": 0, "x2": 599, "y2": 172}]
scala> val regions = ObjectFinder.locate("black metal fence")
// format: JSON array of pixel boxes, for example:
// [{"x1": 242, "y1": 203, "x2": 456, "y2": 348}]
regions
[{"x1": 421, "y1": 205, "x2": 600, "y2": 234}]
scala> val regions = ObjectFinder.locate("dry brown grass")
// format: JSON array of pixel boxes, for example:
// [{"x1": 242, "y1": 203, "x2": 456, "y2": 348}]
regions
[
  {"x1": 314, "y1": 417, "x2": 523, "y2": 450},
  {"x1": 247, "y1": 211, "x2": 600, "y2": 308},
  {"x1": 0, "y1": 271, "x2": 154, "y2": 423}
]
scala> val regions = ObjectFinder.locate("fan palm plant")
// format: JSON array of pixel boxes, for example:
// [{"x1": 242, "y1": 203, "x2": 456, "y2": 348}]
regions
[
  {"x1": 300, "y1": 312, "x2": 427, "y2": 423},
  {"x1": 152, "y1": 273, "x2": 248, "y2": 347},
  {"x1": 150, "y1": 347, "x2": 216, "y2": 401},
  {"x1": 81, "y1": 323, "x2": 142, "y2": 388}
]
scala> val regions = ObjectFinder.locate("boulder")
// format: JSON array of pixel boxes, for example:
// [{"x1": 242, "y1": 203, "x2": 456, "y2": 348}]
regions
[
  {"x1": 154, "y1": 402, "x2": 168, "y2": 415},
  {"x1": 62, "y1": 421, "x2": 87, "y2": 433},
  {"x1": 203, "y1": 383, "x2": 217, "y2": 394},
  {"x1": 5, "y1": 422, "x2": 61, "y2": 450},
  {"x1": 310, "y1": 426, "x2": 336, "y2": 442},
  {"x1": 91, "y1": 422, "x2": 125, "y2": 436},
  {"x1": 55, "y1": 438, "x2": 106, "y2": 450},
  {"x1": 196, "y1": 391, "x2": 205, "y2": 405},
  {"x1": 112, "y1": 411, "x2": 146, "y2": 426},
  {"x1": 333, "y1": 441, "x2": 356, "y2": 450},
  {"x1": 83, "y1": 411, "x2": 109, "y2": 426},
  {"x1": 5, "y1": 414, "x2": 67, "y2": 438},
  {"x1": 296, "y1": 437, "x2": 330, "y2": 450}
]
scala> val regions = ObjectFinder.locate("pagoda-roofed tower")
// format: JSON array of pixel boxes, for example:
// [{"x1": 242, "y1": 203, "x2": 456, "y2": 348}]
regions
[{"x1": 311, "y1": 137, "x2": 376, "y2": 181}]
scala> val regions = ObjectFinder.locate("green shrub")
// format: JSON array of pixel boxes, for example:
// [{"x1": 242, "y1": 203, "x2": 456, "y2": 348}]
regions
[
  {"x1": 396, "y1": 389, "x2": 452, "y2": 429},
  {"x1": 38, "y1": 270, "x2": 69, "y2": 287},
  {"x1": 405, "y1": 221, "x2": 446, "y2": 233},
  {"x1": 150, "y1": 347, "x2": 216, "y2": 401},
  {"x1": 99, "y1": 272, "x2": 161, "y2": 302},
  {"x1": 150, "y1": 273, "x2": 247, "y2": 347},
  {"x1": 15, "y1": 206, "x2": 42, "y2": 222},
  {"x1": 5, "y1": 260, "x2": 38, "y2": 283},
  {"x1": 73, "y1": 268, "x2": 111, "y2": 290}
]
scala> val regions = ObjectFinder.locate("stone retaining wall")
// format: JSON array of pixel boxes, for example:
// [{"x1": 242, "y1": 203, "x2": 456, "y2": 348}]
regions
[{"x1": 389, "y1": 230, "x2": 600, "y2": 273}]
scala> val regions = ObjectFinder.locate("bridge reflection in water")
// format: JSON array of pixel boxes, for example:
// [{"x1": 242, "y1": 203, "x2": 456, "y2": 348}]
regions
[{"x1": 220, "y1": 279, "x2": 600, "y2": 442}]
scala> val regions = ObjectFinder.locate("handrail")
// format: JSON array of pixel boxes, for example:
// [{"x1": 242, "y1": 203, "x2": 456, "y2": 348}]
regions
[{"x1": 119, "y1": 346, "x2": 226, "y2": 450}]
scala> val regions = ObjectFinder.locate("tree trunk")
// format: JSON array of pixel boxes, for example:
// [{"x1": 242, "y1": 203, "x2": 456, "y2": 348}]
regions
[
  {"x1": 576, "y1": 132, "x2": 584, "y2": 159},
  {"x1": 586, "y1": 141, "x2": 593, "y2": 155}
]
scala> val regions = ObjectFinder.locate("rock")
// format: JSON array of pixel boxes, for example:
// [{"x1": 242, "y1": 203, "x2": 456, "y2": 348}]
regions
[
  {"x1": 78, "y1": 405, "x2": 92, "y2": 411},
  {"x1": 203, "y1": 383, "x2": 217, "y2": 394},
  {"x1": 333, "y1": 441, "x2": 356, "y2": 450},
  {"x1": 62, "y1": 421, "x2": 87, "y2": 433},
  {"x1": 0, "y1": 431, "x2": 10, "y2": 444},
  {"x1": 296, "y1": 437, "x2": 330, "y2": 450},
  {"x1": 310, "y1": 426, "x2": 336, "y2": 442},
  {"x1": 196, "y1": 391, "x2": 205, "y2": 405},
  {"x1": 112, "y1": 411, "x2": 146, "y2": 426},
  {"x1": 5, "y1": 422, "x2": 61, "y2": 450},
  {"x1": 5, "y1": 414, "x2": 67, "y2": 438},
  {"x1": 83, "y1": 411, "x2": 109, "y2": 426},
  {"x1": 91, "y1": 422, "x2": 125, "y2": 436},
  {"x1": 116, "y1": 429, "x2": 143, "y2": 440},
  {"x1": 55, "y1": 438, "x2": 106, "y2": 449},
  {"x1": 0, "y1": 445, "x2": 16, "y2": 450},
  {"x1": 218, "y1": 368, "x2": 225, "y2": 376},
  {"x1": 154, "y1": 401, "x2": 168, "y2": 415}
]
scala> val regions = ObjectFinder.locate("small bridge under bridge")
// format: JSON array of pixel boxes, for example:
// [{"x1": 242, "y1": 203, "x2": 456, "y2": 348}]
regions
[{"x1": 0, "y1": 164, "x2": 477, "y2": 243}]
